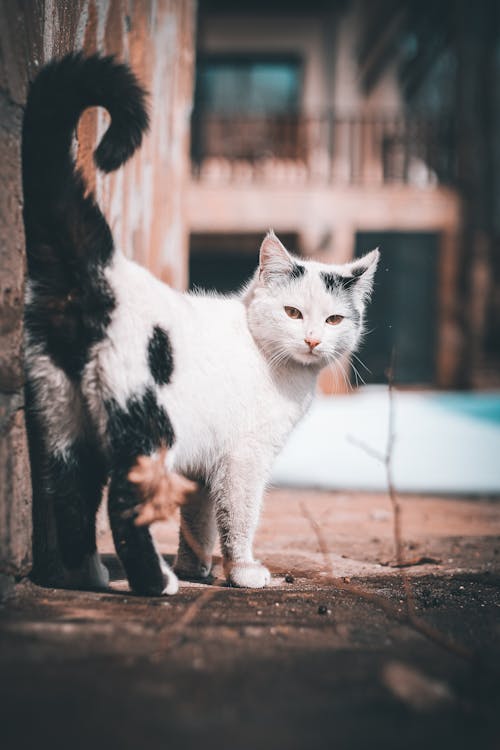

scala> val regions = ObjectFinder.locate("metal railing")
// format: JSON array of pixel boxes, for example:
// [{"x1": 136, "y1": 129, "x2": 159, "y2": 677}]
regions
[{"x1": 191, "y1": 112, "x2": 456, "y2": 187}]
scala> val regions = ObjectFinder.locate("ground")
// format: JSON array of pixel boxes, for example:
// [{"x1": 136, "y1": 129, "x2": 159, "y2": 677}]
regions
[{"x1": 1, "y1": 489, "x2": 500, "y2": 750}]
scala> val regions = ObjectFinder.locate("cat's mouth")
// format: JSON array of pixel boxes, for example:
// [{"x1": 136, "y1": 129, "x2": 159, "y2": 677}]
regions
[{"x1": 294, "y1": 348, "x2": 324, "y2": 366}]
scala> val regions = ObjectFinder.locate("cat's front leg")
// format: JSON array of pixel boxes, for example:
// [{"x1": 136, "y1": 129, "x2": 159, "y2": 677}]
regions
[{"x1": 213, "y1": 456, "x2": 271, "y2": 589}]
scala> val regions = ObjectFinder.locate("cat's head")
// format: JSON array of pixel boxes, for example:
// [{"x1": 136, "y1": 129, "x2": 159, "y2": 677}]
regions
[{"x1": 245, "y1": 231, "x2": 379, "y2": 369}]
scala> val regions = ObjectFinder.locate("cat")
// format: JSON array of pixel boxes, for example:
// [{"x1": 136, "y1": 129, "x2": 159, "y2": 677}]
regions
[{"x1": 22, "y1": 53, "x2": 379, "y2": 596}]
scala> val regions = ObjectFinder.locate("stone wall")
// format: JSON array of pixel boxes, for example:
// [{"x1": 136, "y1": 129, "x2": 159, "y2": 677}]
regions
[{"x1": 0, "y1": 0, "x2": 196, "y2": 596}]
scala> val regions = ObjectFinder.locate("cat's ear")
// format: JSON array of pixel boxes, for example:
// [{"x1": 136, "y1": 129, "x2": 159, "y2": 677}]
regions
[
  {"x1": 259, "y1": 230, "x2": 294, "y2": 284},
  {"x1": 345, "y1": 248, "x2": 380, "y2": 299}
]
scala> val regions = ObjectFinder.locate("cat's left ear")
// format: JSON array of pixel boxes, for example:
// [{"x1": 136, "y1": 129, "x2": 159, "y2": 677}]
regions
[
  {"x1": 345, "y1": 248, "x2": 380, "y2": 299},
  {"x1": 259, "y1": 230, "x2": 294, "y2": 284}
]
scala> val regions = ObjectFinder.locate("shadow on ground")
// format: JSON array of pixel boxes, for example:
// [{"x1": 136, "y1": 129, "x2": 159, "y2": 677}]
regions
[{"x1": 1, "y1": 490, "x2": 500, "y2": 750}]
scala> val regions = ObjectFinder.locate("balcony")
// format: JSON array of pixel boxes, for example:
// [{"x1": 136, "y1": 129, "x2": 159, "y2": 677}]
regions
[{"x1": 191, "y1": 112, "x2": 456, "y2": 188}]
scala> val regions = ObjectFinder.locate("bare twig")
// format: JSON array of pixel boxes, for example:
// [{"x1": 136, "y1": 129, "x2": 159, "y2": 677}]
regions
[
  {"x1": 382, "y1": 555, "x2": 442, "y2": 569},
  {"x1": 347, "y1": 434, "x2": 385, "y2": 463},
  {"x1": 125, "y1": 447, "x2": 199, "y2": 526},
  {"x1": 300, "y1": 348, "x2": 473, "y2": 662},
  {"x1": 384, "y1": 353, "x2": 416, "y2": 614}
]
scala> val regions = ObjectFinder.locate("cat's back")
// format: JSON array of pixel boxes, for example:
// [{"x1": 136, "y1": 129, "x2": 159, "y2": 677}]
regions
[
  {"x1": 180, "y1": 289, "x2": 253, "y2": 347},
  {"x1": 169, "y1": 288, "x2": 264, "y2": 389},
  {"x1": 95, "y1": 256, "x2": 264, "y2": 405}
]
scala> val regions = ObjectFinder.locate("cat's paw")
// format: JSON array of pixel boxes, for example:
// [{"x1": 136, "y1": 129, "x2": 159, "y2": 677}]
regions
[
  {"x1": 225, "y1": 561, "x2": 271, "y2": 589},
  {"x1": 159, "y1": 556, "x2": 179, "y2": 595},
  {"x1": 161, "y1": 571, "x2": 179, "y2": 595},
  {"x1": 174, "y1": 553, "x2": 213, "y2": 582},
  {"x1": 128, "y1": 555, "x2": 179, "y2": 597},
  {"x1": 64, "y1": 551, "x2": 110, "y2": 591}
]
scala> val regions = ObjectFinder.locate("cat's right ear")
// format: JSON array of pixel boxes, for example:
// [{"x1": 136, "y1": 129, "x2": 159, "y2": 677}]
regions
[{"x1": 259, "y1": 230, "x2": 294, "y2": 284}]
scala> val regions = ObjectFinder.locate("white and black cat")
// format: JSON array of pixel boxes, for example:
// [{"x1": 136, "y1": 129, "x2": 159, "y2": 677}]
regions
[{"x1": 22, "y1": 53, "x2": 379, "y2": 596}]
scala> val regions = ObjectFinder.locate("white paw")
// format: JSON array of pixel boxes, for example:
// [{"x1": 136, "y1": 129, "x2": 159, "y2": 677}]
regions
[
  {"x1": 159, "y1": 555, "x2": 179, "y2": 595},
  {"x1": 64, "y1": 551, "x2": 110, "y2": 591},
  {"x1": 226, "y1": 561, "x2": 271, "y2": 589},
  {"x1": 162, "y1": 571, "x2": 179, "y2": 596}
]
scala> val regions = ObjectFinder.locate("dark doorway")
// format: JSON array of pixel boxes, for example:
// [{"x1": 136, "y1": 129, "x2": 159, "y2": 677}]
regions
[
  {"x1": 189, "y1": 233, "x2": 300, "y2": 293},
  {"x1": 354, "y1": 231, "x2": 439, "y2": 385}
]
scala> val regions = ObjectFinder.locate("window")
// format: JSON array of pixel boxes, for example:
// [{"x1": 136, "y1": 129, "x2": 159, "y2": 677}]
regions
[
  {"x1": 196, "y1": 56, "x2": 301, "y2": 115},
  {"x1": 192, "y1": 55, "x2": 303, "y2": 163}
]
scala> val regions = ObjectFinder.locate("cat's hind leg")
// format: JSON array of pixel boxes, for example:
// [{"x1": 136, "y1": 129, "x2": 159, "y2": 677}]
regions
[
  {"x1": 52, "y1": 443, "x2": 109, "y2": 591},
  {"x1": 40, "y1": 443, "x2": 109, "y2": 590},
  {"x1": 105, "y1": 388, "x2": 179, "y2": 596},
  {"x1": 26, "y1": 373, "x2": 109, "y2": 591},
  {"x1": 174, "y1": 481, "x2": 217, "y2": 581}
]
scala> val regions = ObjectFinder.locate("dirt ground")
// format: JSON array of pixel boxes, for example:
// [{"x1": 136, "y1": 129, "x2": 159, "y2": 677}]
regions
[{"x1": 1, "y1": 489, "x2": 500, "y2": 750}]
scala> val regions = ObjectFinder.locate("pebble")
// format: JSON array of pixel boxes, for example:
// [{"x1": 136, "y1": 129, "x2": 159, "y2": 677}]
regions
[{"x1": 285, "y1": 573, "x2": 295, "y2": 584}]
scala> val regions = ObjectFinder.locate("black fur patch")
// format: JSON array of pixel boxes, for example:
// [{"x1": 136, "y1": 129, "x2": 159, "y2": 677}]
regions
[
  {"x1": 25, "y1": 379, "x2": 108, "y2": 586},
  {"x1": 47, "y1": 443, "x2": 107, "y2": 569},
  {"x1": 320, "y1": 272, "x2": 342, "y2": 293},
  {"x1": 25, "y1": 274, "x2": 116, "y2": 380},
  {"x1": 22, "y1": 54, "x2": 149, "y2": 380},
  {"x1": 29, "y1": 437, "x2": 106, "y2": 583},
  {"x1": 320, "y1": 271, "x2": 360, "y2": 293},
  {"x1": 147, "y1": 326, "x2": 174, "y2": 385},
  {"x1": 105, "y1": 388, "x2": 175, "y2": 596},
  {"x1": 290, "y1": 263, "x2": 306, "y2": 280},
  {"x1": 105, "y1": 387, "x2": 175, "y2": 469},
  {"x1": 350, "y1": 266, "x2": 365, "y2": 278}
]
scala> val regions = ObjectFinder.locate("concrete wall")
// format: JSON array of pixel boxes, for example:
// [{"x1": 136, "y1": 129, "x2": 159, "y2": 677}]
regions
[{"x1": 0, "y1": 0, "x2": 196, "y2": 596}]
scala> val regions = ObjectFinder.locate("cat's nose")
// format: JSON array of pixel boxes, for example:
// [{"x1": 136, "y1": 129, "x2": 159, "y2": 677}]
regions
[{"x1": 305, "y1": 337, "x2": 321, "y2": 350}]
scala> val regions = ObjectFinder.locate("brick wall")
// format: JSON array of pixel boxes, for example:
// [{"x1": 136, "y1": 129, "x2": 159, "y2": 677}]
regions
[{"x1": 0, "y1": 0, "x2": 196, "y2": 596}]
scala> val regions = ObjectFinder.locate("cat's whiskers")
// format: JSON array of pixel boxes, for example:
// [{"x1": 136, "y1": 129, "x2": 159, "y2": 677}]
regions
[
  {"x1": 267, "y1": 345, "x2": 292, "y2": 371},
  {"x1": 326, "y1": 352, "x2": 352, "y2": 393},
  {"x1": 342, "y1": 356, "x2": 354, "y2": 392},
  {"x1": 337, "y1": 358, "x2": 353, "y2": 392},
  {"x1": 350, "y1": 360, "x2": 366, "y2": 387},
  {"x1": 351, "y1": 351, "x2": 371, "y2": 375}
]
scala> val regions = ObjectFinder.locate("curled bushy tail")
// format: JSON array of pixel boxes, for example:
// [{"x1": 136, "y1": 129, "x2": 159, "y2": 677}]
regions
[
  {"x1": 22, "y1": 53, "x2": 149, "y2": 378},
  {"x1": 22, "y1": 52, "x2": 149, "y2": 275}
]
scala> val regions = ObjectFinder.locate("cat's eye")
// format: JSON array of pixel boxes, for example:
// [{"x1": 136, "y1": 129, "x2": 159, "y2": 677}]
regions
[
  {"x1": 284, "y1": 306, "x2": 303, "y2": 320},
  {"x1": 326, "y1": 314, "x2": 344, "y2": 326}
]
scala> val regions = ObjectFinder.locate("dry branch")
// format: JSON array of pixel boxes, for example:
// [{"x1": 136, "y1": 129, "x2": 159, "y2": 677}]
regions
[
  {"x1": 302, "y1": 350, "x2": 473, "y2": 662},
  {"x1": 126, "y1": 447, "x2": 199, "y2": 526}
]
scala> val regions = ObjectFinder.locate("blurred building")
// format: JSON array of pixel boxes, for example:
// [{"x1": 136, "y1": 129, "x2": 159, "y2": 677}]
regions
[{"x1": 187, "y1": 0, "x2": 500, "y2": 390}]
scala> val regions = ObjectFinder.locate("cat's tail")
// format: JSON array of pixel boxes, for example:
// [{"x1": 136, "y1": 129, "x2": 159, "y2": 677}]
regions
[{"x1": 22, "y1": 52, "x2": 149, "y2": 276}]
